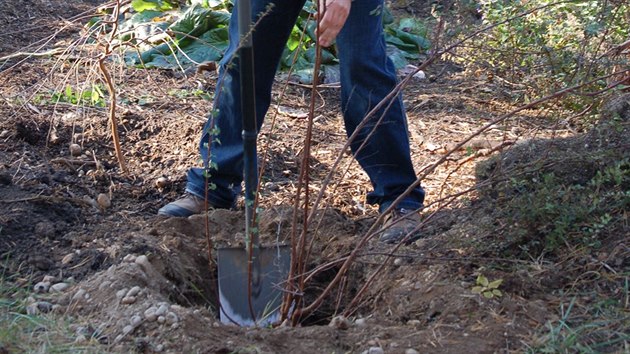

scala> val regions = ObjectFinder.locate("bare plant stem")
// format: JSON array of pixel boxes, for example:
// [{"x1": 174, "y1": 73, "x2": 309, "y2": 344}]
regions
[{"x1": 97, "y1": 0, "x2": 127, "y2": 174}]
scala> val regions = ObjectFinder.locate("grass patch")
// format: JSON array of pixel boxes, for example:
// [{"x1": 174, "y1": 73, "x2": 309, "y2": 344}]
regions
[
  {"x1": 527, "y1": 291, "x2": 630, "y2": 353},
  {"x1": 0, "y1": 271, "x2": 107, "y2": 353}
]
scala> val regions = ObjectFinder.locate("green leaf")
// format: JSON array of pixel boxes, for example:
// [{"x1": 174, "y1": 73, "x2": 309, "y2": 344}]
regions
[
  {"x1": 488, "y1": 279, "x2": 503, "y2": 289},
  {"x1": 492, "y1": 289, "x2": 503, "y2": 297},
  {"x1": 398, "y1": 17, "x2": 426, "y2": 36},
  {"x1": 131, "y1": 0, "x2": 175, "y2": 12},
  {"x1": 170, "y1": 4, "x2": 229, "y2": 38},
  {"x1": 483, "y1": 291, "x2": 494, "y2": 299},
  {"x1": 386, "y1": 45, "x2": 410, "y2": 69},
  {"x1": 471, "y1": 286, "x2": 483, "y2": 294},
  {"x1": 304, "y1": 47, "x2": 336, "y2": 65},
  {"x1": 477, "y1": 275, "x2": 489, "y2": 287},
  {"x1": 65, "y1": 85, "x2": 74, "y2": 100}
]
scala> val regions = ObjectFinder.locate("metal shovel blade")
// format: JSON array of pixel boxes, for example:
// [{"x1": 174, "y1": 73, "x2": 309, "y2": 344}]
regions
[{"x1": 217, "y1": 245, "x2": 290, "y2": 326}]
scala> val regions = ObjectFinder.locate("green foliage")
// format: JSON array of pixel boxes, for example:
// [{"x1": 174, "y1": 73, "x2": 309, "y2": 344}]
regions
[
  {"x1": 471, "y1": 274, "x2": 503, "y2": 298},
  {"x1": 527, "y1": 296, "x2": 630, "y2": 353},
  {"x1": 510, "y1": 158, "x2": 628, "y2": 255},
  {"x1": 131, "y1": 0, "x2": 177, "y2": 12},
  {"x1": 0, "y1": 271, "x2": 106, "y2": 353},
  {"x1": 118, "y1": 0, "x2": 430, "y2": 78},
  {"x1": 460, "y1": 0, "x2": 629, "y2": 111},
  {"x1": 49, "y1": 84, "x2": 106, "y2": 107}
]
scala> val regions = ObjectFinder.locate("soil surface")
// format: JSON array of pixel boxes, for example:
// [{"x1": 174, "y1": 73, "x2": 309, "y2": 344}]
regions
[{"x1": 1, "y1": 1, "x2": 628, "y2": 354}]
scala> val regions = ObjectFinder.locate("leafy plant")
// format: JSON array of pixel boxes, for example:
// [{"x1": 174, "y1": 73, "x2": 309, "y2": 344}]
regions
[
  {"x1": 117, "y1": 0, "x2": 430, "y2": 79},
  {"x1": 50, "y1": 84, "x2": 106, "y2": 107},
  {"x1": 471, "y1": 274, "x2": 503, "y2": 298},
  {"x1": 458, "y1": 0, "x2": 629, "y2": 113},
  {"x1": 522, "y1": 158, "x2": 628, "y2": 253}
]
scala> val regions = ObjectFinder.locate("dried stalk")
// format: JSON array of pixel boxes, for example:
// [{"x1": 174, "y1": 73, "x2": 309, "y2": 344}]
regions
[{"x1": 97, "y1": 0, "x2": 127, "y2": 174}]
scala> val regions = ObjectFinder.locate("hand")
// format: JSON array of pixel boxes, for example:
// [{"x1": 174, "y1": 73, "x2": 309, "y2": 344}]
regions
[{"x1": 316, "y1": 0, "x2": 351, "y2": 47}]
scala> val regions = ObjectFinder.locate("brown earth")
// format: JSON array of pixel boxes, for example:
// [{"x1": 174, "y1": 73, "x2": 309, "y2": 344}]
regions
[{"x1": 1, "y1": 1, "x2": 628, "y2": 354}]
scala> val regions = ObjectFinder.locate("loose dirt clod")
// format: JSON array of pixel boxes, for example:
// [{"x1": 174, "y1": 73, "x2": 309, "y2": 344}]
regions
[
  {"x1": 97, "y1": 193, "x2": 111, "y2": 209},
  {"x1": 69, "y1": 143, "x2": 82, "y2": 156}
]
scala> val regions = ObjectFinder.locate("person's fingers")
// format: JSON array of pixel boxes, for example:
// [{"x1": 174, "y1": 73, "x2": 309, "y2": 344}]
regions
[{"x1": 317, "y1": 0, "x2": 350, "y2": 47}]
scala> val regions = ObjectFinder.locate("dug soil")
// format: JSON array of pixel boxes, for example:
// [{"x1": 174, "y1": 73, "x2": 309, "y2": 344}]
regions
[{"x1": 1, "y1": 1, "x2": 628, "y2": 353}]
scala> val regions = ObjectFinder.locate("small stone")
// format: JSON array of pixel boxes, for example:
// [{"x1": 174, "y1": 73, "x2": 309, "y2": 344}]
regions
[
  {"x1": 155, "y1": 177, "x2": 169, "y2": 189},
  {"x1": 155, "y1": 303, "x2": 169, "y2": 317},
  {"x1": 135, "y1": 255, "x2": 150, "y2": 268},
  {"x1": 126, "y1": 286, "x2": 141, "y2": 297},
  {"x1": 42, "y1": 275, "x2": 56, "y2": 283},
  {"x1": 37, "y1": 301, "x2": 54, "y2": 313},
  {"x1": 116, "y1": 288, "x2": 128, "y2": 299},
  {"x1": 393, "y1": 258, "x2": 404, "y2": 266},
  {"x1": 121, "y1": 296, "x2": 136, "y2": 305},
  {"x1": 165, "y1": 312, "x2": 178, "y2": 325},
  {"x1": 367, "y1": 347, "x2": 384, "y2": 354},
  {"x1": 114, "y1": 334, "x2": 124, "y2": 343},
  {"x1": 75, "y1": 334, "x2": 87, "y2": 344},
  {"x1": 405, "y1": 349, "x2": 420, "y2": 354},
  {"x1": 123, "y1": 254, "x2": 136, "y2": 263},
  {"x1": 407, "y1": 319, "x2": 421, "y2": 326},
  {"x1": 34, "y1": 281, "x2": 51, "y2": 293},
  {"x1": 0, "y1": 130, "x2": 9, "y2": 139},
  {"x1": 50, "y1": 283, "x2": 70, "y2": 293},
  {"x1": 130, "y1": 315, "x2": 142, "y2": 327},
  {"x1": 144, "y1": 306, "x2": 158, "y2": 322},
  {"x1": 61, "y1": 253, "x2": 76, "y2": 265},
  {"x1": 157, "y1": 316, "x2": 166, "y2": 324},
  {"x1": 329, "y1": 315, "x2": 350, "y2": 330},
  {"x1": 355, "y1": 318, "x2": 367, "y2": 327},
  {"x1": 155, "y1": 344, "x2": 164, "y2": 352},
  {"x1": 122, "y1": 325, "x2": 134, "y2": 335},
  {"x1": 69, "y1": 143, "x2": 82, "y2": 156},
  {"x1": 97, "y1": 193, "x2": 111, "y2": 209},
  {"x1": 72, "y1": 288, "x2": 86, "y2": 300}
]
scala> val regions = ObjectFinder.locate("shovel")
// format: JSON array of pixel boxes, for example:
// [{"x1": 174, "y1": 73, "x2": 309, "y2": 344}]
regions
[{"x1": 216, "y1": 0, "x2": 290, "y2": 327}]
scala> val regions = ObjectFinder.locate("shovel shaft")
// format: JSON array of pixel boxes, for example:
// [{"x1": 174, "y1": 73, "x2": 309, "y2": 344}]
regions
[
  {"x1": 238, "y1": 0, "x2": 259, "y2": 250},
  {"x1": 237, "y1": 0, "x2": 262, "y2": 324}
]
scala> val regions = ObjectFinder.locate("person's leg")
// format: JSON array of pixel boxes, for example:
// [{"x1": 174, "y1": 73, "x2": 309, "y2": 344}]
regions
[
  {"x1": 160, "y1": 0, "x2": 306, "y2": 216},
  {"x1": 336, "y1": 0, "x2": 425, "y2": 215}
]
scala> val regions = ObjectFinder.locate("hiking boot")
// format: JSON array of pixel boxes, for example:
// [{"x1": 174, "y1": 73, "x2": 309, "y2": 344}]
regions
[
  {"x1": 158, "y1": 193, "x2": 212, "y2": 217},
  {"x1": 379, "y1": 208, "x2": 423, "y2": 244}
]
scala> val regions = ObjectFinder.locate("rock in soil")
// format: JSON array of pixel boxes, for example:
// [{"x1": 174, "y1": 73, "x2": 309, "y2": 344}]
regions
[
  {"x1": 33, "y1": 281, "x2": 51, "y2": 293},
  {"x1": 362, "y1": 347, "x2": 384, "y2": 354},
  {"x1": 329, "y1": 315, "x2": 351, "y2": 330},
  {"x1": 50, "y1": 282, "x2": 70, "y2": 293}
]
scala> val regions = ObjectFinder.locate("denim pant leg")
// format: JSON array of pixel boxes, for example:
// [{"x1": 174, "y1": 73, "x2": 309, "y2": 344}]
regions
[
  {"x1": 336, "y1": 0, "x2": 425, "y2": 213},
  {"x1": 186, "y1": 0, "x2": 307, "y2": 208}
]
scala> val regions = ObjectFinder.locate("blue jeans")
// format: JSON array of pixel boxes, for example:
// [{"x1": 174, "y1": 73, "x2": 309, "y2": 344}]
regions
[{"x1": 186, "y1": 0, "x2": 425, "y2": 213}]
